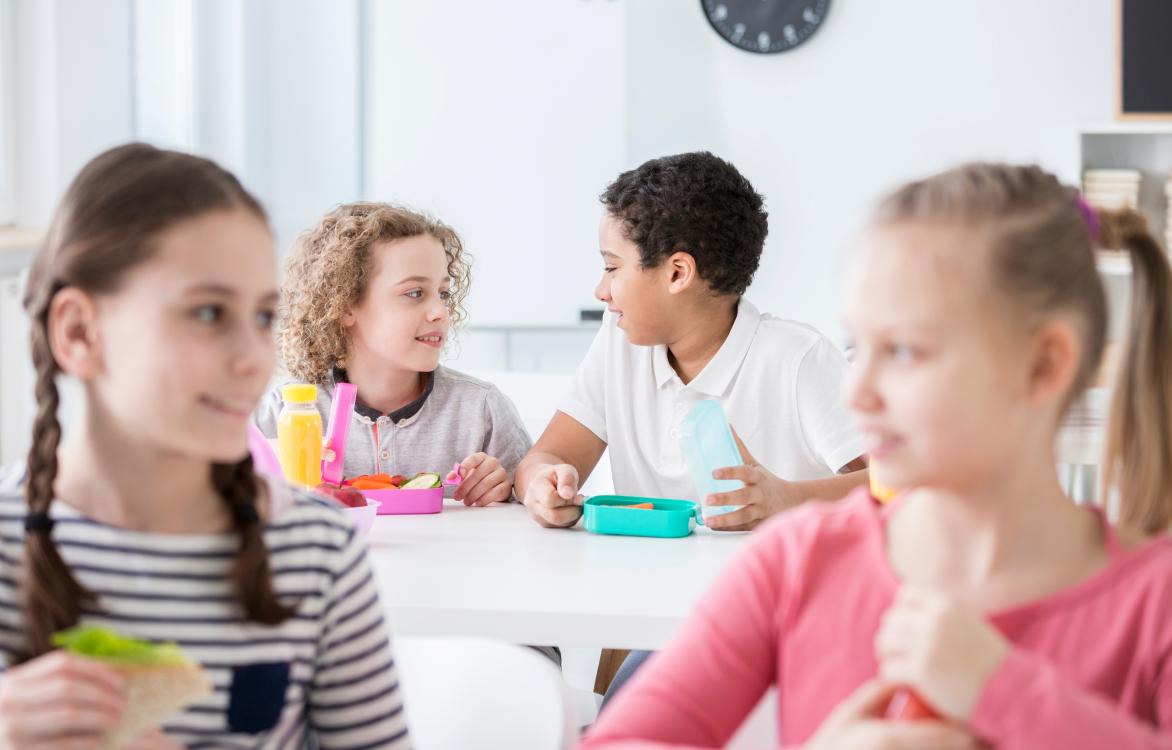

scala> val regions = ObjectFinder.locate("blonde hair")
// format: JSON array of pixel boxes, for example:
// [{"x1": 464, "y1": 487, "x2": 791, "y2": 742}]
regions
[
  {"x1": 876, "y1": 162, "x2": 1172, "y2": 535},
  {"x1": 277, "y1": 203, "x2": 471, "y2": 384}
]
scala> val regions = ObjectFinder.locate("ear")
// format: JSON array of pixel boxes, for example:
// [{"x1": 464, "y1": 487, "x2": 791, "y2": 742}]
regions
[
  {"x1": 664, "y1": 250, "x2": 699, "y2": 295},
  {"x1": 47, "y1": 287, "x2": 104, "y2": 380},
  {"x1": 1025, "y1": 319, "x2": 1080, "y2": 406},
  {"x1": 340, "y1": 309, "x2": 357, "y2": 328}
]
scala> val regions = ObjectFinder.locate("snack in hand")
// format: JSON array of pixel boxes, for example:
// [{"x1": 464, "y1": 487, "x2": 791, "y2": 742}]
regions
[{"x1": 54, "y1": 626, "x2": 212, "y2": 748}]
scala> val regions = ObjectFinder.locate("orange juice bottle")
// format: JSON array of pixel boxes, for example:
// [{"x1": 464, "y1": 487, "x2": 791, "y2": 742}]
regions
[{"x1": 277, "y1": 384, "x2": 322, "y2": 487}]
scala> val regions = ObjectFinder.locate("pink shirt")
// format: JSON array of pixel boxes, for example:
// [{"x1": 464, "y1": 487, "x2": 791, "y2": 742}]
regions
[{"x1": 581, "y1": 488, "x2": 1172, "y2": 749}]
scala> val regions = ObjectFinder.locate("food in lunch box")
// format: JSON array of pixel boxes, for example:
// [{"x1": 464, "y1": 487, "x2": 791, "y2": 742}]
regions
[
  {"x1": 345, "y1": 472, "x2": 442, "y2": 491},
  {"x1": 624, "y1": 502, "x2": 655, "y2": 510},
  {"x1": 400, "y1": 473, "x2": 442, "y2": 489},
  {"x1": 54, "y1": 626, "x2": 212, "y2": 748},
  {"x1": 313, "y1": 482, "x2": 368, "y2": 508}
]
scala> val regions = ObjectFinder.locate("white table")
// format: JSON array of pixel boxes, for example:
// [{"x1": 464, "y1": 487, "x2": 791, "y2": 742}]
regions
[{"x1": 366, "y1": 500, "x2": 746, "y2": 650}]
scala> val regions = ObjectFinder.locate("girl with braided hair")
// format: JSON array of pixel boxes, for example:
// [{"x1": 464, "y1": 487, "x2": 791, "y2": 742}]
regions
[{"x1": 0, "y1": 144, "x2": 409, "y2": 749}]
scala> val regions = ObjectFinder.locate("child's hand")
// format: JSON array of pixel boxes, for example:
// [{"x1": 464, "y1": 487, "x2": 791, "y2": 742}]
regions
[
  {"x1": 874, "y1": 586, "x2": 1010, "y2": 722},
  {"x1": 453, "y1": 453, "x2": 512, "y2": 506},
  {"x1": 522, "y1": 463, "x2": 584, "y2": 528},
  {"x1": 0, "y1": 650, "x2": 126, "y2": 747},
  {"x1": 804, "y1": 680, "x2": 980, "y2": 750},
  {"x1": 704, "y1": 428, "x2": 802, "y2": 531}
]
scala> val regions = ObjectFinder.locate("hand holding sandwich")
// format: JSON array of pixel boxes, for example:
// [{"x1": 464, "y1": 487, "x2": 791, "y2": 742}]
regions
[
  {"x1": 0, "y1": 627, "x2": 209, "y2": 749},
  {"x1": 0, "y1": 648, "x2": 126, "y2": 748}
]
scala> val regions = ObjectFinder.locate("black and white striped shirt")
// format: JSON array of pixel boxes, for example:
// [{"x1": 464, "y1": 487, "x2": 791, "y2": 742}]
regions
[{"x1": 0, "y1": 477, "x2": 410, "y2": 749}]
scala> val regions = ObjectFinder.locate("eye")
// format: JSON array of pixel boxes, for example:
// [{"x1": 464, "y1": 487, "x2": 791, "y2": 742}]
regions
[
  {"x1": 193, "y1": 305, "x2": 224, "y2": 324},
  {"x1": 604, "y1": 266, "x2": 617, "y2": 274},
  {"x1": 439, "y1": 289, "x2": 452, "y2": 301},
  {"x1": 257, "y1": 309, "x2": 276, "y2": 329},
  {"x1": 887, "y1": 344, "x2": 918, "y2": 363},
  {"x1": 405, "y1": 289, "x2": 424, "y2": 300}
]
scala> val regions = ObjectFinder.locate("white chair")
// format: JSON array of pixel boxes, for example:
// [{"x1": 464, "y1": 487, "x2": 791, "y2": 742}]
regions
[{"x1": 394, "y1": 636, "x2": 578, "y2": 750}]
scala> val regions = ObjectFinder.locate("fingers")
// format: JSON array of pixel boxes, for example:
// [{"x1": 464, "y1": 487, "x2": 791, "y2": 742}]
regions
[
  {"x1": 523, "y1": 464, "x2": 584, "y2": 528},
  {"x1": 711, "y1": 465, "x2": 758, "y2": 483},
  {"x1": 531, "y1": 502, "x2": 584, "y2": 528},
  {"x1": 17, "y1": 652, "x2": 125, "y2": 694},
  {"x1": 729, "y1": 426, "x2": 760, "y2": 467},
  {"x1": 453, "y1": 453, "x2": 490, "y2": 501},
  {"x1": 878, "y1": 723, "x2": 980, "y2": 749},
  {"x1": 703, "y1": 503, "x2": 763, "y2": 532},
  {"x1": 831, "y1": 679, "x2": 901, "y2": 720},
  {"x1": 553, "y1": 464, "x2": 580, "y2": 500},
  {"x1": 466, "y1": 468, "x2": 511, "y2": 506}
]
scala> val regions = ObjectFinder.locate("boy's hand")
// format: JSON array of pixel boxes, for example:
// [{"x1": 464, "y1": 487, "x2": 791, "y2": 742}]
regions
[
  {"x1": 804, "y1": 680, "x2": 981, "y2": 750},
  {"x1": 453, "y1": 452, "x2": 512, "y2": 506},
  {"x1": 874, "y1": 586, "x2": 1009, "y2": 722},
  {"x1": 522, "y1": 463, "x2": 584, "y2": 528},
  {"x1": 704, "y1": 428, "x2": 803, "y2": 531}
]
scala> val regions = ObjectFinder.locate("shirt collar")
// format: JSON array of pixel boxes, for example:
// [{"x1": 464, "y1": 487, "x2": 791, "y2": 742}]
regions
[
  {"x1": 331, "y1": 367, "x2": 436, "y2": 422},
  {"x1": 652, "y1": 298, "x2": 762, "y2": 396}
]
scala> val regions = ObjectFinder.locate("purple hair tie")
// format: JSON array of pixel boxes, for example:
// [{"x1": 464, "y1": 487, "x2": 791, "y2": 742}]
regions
[{"x1": 1076, "y1": 196, "x2": 1101, "y2": 242}]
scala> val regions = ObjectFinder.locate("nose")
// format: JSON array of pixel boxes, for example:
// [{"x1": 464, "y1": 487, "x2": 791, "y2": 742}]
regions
[
  {"x1": 842, "y1": 349, "x2": 882, "y2": 416},
  {"x1": 427, "y1": 296, "x2": 449, "y2": 324},
  {"x1": 594, "y1": 273, "x2": 611, "y2": 304},
  {"x1": 229, "y1": 321, "x2": 275, "y2": 381}
]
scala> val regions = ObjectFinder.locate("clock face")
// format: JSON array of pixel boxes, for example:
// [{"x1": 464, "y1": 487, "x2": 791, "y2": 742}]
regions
[{"x1": 701, "y1": 0, "x2": 831, "y2": 54}]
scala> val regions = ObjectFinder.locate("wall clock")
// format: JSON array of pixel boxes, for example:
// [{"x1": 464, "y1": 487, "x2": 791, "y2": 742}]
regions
[{"x1": 701, "y1": 1, "x2": 831, "y2": 54}]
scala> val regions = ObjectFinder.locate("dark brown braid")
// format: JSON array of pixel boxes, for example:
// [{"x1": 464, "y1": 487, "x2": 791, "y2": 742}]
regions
[
  {"x1": 211, "y1": 458, "x2": 296, "y2": 623},
  {"x1": 19, "y1": 317, "x2": 94, "y2": 659}
]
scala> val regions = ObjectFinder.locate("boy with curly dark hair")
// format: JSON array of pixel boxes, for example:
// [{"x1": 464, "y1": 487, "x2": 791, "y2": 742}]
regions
[
  {"x1": 517, "y1": 152, "x2": 867, "y2": 531},
  {"x1": 516, "y1": 150, "x2": 868, "y2": 703}
]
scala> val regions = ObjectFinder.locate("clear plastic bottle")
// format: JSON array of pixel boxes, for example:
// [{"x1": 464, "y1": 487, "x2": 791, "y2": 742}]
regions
[{"x1": 277, "y1": 384, "x2": 322, "y2": 487}]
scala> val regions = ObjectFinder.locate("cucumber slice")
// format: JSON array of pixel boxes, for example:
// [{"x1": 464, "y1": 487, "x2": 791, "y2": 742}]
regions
[{"x1": 402, "y1": 472, "x2": 442, "y2": 489}]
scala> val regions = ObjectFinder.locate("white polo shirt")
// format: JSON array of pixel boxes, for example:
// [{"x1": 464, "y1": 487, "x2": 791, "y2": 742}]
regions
[{"x1": 559, "y1": 299, "x2": 864, "y2": 502}]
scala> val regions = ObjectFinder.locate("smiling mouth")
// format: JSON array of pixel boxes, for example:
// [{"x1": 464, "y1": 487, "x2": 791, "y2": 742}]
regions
[
  {"x1": 200, "y1": 395, "x2": 252, "y2": 419},
  {"x1": 415, "y1": 335, "x2": 444, "y2": 347}
]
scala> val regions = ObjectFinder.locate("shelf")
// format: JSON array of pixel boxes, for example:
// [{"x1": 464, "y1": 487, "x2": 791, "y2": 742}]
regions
[
  {"x1": 1080, "y1": 124, "x2": 1172, "y2": 136},
  {"x1": 1096, "y1": 251, "x2": 1132, "y2": 276},
  {"x1": 0, "y1": 227, "x2": 42, "y2": 254}
]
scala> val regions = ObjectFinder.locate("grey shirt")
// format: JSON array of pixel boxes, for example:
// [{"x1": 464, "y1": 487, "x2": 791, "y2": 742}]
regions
[{"x1": 254, "y1": 366, "x2": 532, "y2": 490}]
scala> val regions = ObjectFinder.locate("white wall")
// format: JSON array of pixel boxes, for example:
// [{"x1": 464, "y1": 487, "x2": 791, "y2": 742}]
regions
[
  {"x1": 364, "y1": 0, "x2": 1116, "y2": 341},
  {"x1": 0, "y1": 0, "x2": 15, "y2": 225},
  {"x1": 365, "y1": 0, "x2": 627, "y2": 327},
  {"x1": 623, "y1": 0, "x2": 1115, "y2": 341}
]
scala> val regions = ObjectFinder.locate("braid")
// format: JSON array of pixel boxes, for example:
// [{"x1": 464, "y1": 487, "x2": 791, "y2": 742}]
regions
[
  {"x1": 20, "y1": 317, "x2": 94, "y2": 660},
  {"x1": 210, "y1": 458, "x2": 295, "y2": 623}
]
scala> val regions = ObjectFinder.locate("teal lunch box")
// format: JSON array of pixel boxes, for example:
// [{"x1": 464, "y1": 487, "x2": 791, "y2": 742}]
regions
[{"x1": 583, "y1": 495, "x2": 702, "y2": 538}]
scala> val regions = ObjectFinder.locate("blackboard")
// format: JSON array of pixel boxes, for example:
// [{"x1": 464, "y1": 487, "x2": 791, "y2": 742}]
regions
[{"x1": 1119, "y1": 0, "x2": 1172, "y2": 119}]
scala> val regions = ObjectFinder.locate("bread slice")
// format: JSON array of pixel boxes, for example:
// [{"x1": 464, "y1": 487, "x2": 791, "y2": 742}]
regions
[{"x1": 100, "y1": 662, "x2": 212, "y2": 749}]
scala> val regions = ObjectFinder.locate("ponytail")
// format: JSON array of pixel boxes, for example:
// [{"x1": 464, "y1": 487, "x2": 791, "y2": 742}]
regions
[{"x1": 1103, "y1": 227, "x2": 1172, "y2": 535}]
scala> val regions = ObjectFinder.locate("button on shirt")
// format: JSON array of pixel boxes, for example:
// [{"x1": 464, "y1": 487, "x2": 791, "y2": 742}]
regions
[{"x1": 558, "y1": 299, "x2": 864, "y2": 502}]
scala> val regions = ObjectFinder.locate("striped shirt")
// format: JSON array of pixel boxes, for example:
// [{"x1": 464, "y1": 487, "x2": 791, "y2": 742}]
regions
[{"x1": 0, "y1": 474, "x2": 410, "y2": 749}]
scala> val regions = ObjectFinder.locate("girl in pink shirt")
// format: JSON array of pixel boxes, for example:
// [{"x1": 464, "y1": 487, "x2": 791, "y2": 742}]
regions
[{"x1": 581, "y1": 163, "x2": 1172, "y2": 750}]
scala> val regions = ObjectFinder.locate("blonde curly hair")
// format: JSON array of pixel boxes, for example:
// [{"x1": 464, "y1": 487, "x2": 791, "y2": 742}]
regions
[{"x1": 277, "y1": 202, "x2": 471, "y2": 384}]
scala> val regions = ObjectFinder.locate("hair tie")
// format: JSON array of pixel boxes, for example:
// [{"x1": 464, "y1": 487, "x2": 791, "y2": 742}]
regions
[
  {"x1": 24, "y1": 512, "x2": 55, "y2": 535},
  {"x1": 1076, "y1": 195, "x2": 1101, "y2": 242},
  {"x1": 231, "y1": 502, "x2": 260, "y2": 527}
]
